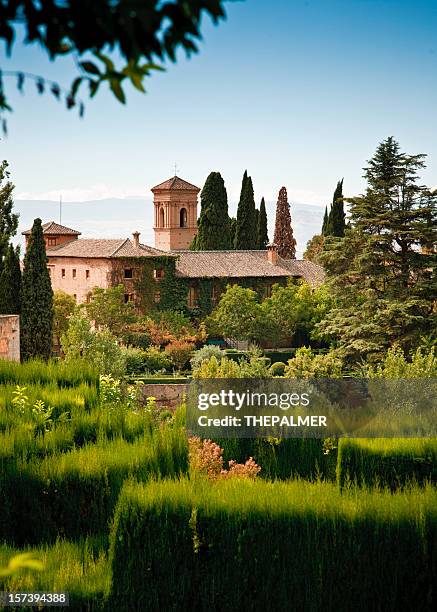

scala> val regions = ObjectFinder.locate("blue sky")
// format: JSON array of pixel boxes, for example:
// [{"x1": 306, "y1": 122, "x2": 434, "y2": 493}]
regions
[{"x1": 1, "y1": 0, "x2": 437, "y2": 214}]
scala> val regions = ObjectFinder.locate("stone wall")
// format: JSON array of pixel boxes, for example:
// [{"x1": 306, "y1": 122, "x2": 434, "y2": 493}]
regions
[
  {"x1": 141, "y1": 383, "x2": 189, "y2": 410},
  {"x1": 0, "y1": 315, "x2": 20, "y2": 362}
]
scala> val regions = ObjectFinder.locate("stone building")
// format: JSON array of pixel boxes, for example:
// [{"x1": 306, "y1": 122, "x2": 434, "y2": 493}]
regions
[{"x1": 22, "y1": 175, "x2": 324, "y2": 310}]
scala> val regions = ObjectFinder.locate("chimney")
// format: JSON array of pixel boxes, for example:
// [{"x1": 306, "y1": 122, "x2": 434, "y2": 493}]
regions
[
  {"x1": 267, "y1": 242, "x2": 278, "y2": 265},
  {"x1": 132, "y1": 231, "x2": 140, "y2": 248}
]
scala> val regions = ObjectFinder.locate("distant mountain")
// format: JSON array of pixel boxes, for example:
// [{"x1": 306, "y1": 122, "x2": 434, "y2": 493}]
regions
[{"x1": 14, "y1": 197, "x2": 324, "y2": 258}]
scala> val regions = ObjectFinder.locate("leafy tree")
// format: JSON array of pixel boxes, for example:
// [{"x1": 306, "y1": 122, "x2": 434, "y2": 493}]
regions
[
  {"x1": 234, "y1": 171, "x2": 257, "y2": 249},
  {"x1": 20, "y1": 218, "x2": 53, "y2": 360},
  {"x1": 61, "y1": 312, "x2": 126, "y2": 378},
  {"x1": 273, "y1": 186, "x2": 296, "y2": 259},
  {"x1": 209, "y1": 284, "x2": 262, "y2": 341},
  {"x1": 319, "y1": 137, "x2": 437, "y2": 360},
  {"x1": 325, "y1": 179, "x2": 345, "y2": 237},
  {"x1": 53, "y1": 290, "x2": 77, "y2": 343},
  {"x1": 0, "y1": 160, "x2": 18, "y2": 273},
  {"x1": 0, "y1": 243, "x2": 21, "y2": 314},
  {"x1": 303, "y1": 234, "x2": 325, "y2": 264},
  {"x1": 83, "y1": 284, "x2": 136, "y2": 337},
  {"x1": 257, "y1": 197, "x2": 269, "y2": 249},
  {"x1": 194, "y1": 172, "x2": 232, "y2": 249},
  {"x1": 0, "y1": 1, "x2": 229, "y2": 129}
]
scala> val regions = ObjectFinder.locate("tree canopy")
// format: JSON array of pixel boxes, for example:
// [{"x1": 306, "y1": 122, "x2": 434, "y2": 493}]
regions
[
  {"x1": 194, "y1": 171, "x2": 231, "y2": 250},
  {"x1": 273, "y1": 186, "x2": 296, "y2": 259}
]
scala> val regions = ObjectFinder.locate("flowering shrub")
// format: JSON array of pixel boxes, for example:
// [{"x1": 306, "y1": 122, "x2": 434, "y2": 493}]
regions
[
  {"x1": 165, "y1": 340, "x2": 195, "y2": 371},
  {"x1": 188, "y1": 437, "x2": 261, "y2": 480}
]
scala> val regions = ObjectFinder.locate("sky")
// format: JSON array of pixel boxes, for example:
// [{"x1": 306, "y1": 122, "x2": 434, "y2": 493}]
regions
[{"x1": 1, "y1": 0, "x2": 437, "y2": 234}]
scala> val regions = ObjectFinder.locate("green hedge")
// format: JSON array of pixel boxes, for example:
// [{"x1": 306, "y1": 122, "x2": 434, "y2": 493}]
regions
[
  {"x1": 109, "y1": 478, "x2": 437, "y2": 612},
  {"x1": 0, "y1": 358, "x2": 99, "y2": 388},
  {"x1": 0, "y1": 538, "x2": 109, "y2": 610},
  {"x1": 337, "y1": 438, "x2": 437, "y2": 489},
  {"x1": 215, "y1": 437, "x2": 326, "y2": 480},
  {"x1": 0, "y1": 430, "x2": 188, "y2": 546}
]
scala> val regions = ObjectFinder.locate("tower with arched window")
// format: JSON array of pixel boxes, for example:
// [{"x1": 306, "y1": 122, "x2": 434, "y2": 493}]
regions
[{"x1": 151, "y1": 175, "x2": 200, "y2": 251}]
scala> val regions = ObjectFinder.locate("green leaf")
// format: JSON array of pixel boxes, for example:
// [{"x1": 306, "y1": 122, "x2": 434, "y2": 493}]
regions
[
  {"x1": 109, "y1": 79, "x2": 126, "y2": 104},
  {"x1": 94, "y1": 52, "x2": 115, "y2": 73},
  {"x1": 80, "y1": 61, "x2": 101, "y2": 76}
]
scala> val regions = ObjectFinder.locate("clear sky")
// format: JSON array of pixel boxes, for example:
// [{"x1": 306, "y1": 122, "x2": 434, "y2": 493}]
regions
[{"x1": 1, "y1": 0, "x2": 437, "y2": 209}]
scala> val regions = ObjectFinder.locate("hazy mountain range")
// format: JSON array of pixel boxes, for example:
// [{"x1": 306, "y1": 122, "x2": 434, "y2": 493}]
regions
[{"x1": 14, "y1": 197, "x2": 324, "y2": 258}]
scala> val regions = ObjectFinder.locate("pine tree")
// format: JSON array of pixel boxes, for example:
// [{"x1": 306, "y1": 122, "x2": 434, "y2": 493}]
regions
[
  {"x1": 321, "y1": 206, "x2": 329, "y2": 235},
  {"x1": 194, "y1": 172, "x2": 232, "y2": 250},
  {"x1": 0, "y1": 243, "x2": 21, "y2": 314},
  {"x1": 234, "y1": 171, "x2": 257, "y2": 249},
  {"x1": 326, "y1": 179, "x2": 345, "y2": 236},
  {"x1": 20, "y1": 218, "x2": 54, "y2": 360},
  {"x1": 273, "y1": 186, "x2": 296, "y2": 259},
  {"x1": 0, "y1": 160, "x2": 19, "y2": 275},
  {"x1": 319, "y1": 137, "x2": 437, "y2": 358},
  {"x1": 257, "y1": 197, "x2": 269, "y2": 249}
]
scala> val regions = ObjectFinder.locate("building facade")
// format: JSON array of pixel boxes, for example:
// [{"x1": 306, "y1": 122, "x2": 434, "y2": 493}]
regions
[{"x1": 23, "y1": 176, "x2": 324, "y2": 310}]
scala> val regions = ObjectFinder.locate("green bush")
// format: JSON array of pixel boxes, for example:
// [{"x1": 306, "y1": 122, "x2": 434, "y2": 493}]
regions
[
  {"x1": 0, "y1": 429, "x2": 188, "y2": 545},
  {"x1": 190, "y1": 345, "x2": 223, "y2": 371},
  {"x1": 284, "y1": 347, "x2": 343, "y2": 378},
  {"x1": 269, "y1": 361, "x2": 286, "y2": 376},
  {"x1": 109, "y1": 478, "x2": 437, "y2": 612},
  {"x1": 120, "y1": 346, "x2": 148, "y2": 375},
  {"x1": 337, "y1": 438, "x2": 437, "y2": 489},
  {"x1": 0, "y1": 539, "x2": 109, "y2": 610},
  {"x1": 0, "y1": 358, "x2": 99, "y2": 388},
  {"x1": 142, "y1": 346, "x2": 173, "y2": 372}
]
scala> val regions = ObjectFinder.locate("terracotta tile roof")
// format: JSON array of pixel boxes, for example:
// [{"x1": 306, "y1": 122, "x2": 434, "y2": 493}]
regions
[
  {"x1": 46, "y1": 238, "x2": 172, "y2": 259},
  {"x1": 22, "y1": 221, "x2": 81, "y2": 236},
  {"x1": 174, "y1": 251, "x2": 325, "y2": 286},
  {"x1": 151, "y1": 176, "x2": 200, "y2": 192}
]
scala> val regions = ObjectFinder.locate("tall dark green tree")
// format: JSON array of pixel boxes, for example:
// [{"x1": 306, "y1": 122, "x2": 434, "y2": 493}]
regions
[
  {"x1": 0, "y1": 160, "x2": 18, "y2": 274},
  {"x1": 20, "y1": 218, "x2": 54, "y2": 360},
  {"x1": 319, "y1": 137, "x2": 437, "y2": 359},
  {"x1": 194, "y1": 172, "x2": 231, "y2": 250},
  {"x1": 234, "y1": 171, "x2": 257, "y2": 249},
  {"x1": 229, "y1": 217, "x2": 237, "y2": 248},
  {"x1": 273, "y1": 186, "x2": 296, "y2": 259},
  {"x1": 326, "y1": 179, "x2": 345, "y2": 237},
  {"x1": 257, "y1": 197, "x2": 269, "y2": 249},
  {"x1": 321, "y1": 206, "x2": 329, "y2": 235},
  {"x1": 0, "y1": 243, "x2": 21, "y2": 314}
]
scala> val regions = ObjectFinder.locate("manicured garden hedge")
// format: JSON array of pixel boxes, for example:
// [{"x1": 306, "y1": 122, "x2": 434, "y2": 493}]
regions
[
  {"x1": 109, "y1": 478, "x2": 437, "y2": 612},
  {"x1": 0, "y1": 430, "x2": 188, "y2": 545},
  {"x1": 337, "y1": 438, "x2": 437, "y2": 489},
  {"x1": 0, "y1": 359, "x2": 99, "y2": 388}
]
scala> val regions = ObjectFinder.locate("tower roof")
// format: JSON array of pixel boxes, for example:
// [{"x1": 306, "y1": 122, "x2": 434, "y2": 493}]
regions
[
  {"x1": 151, "y1": 176, "x2": 200, "y2": 193},
  {"x1": 22, "y1": 221, "x2": 81, "y2": 236}
]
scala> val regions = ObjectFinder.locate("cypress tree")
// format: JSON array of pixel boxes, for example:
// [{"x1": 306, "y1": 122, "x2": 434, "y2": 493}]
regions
[
  {"x1": 229, "y1": 217, "x2": 237, "y2": 248},
  {"x1": 257, "y1": 197, "x2": 269, "y2": 249},
  {"x1": 0, "y1": 243, "x2": 21, "y2": 314},
  {"x1": 20, "y1": 218, "x2": 54, "y2": 360},
  {"x1": 326, "y1": 179, "x2": 345, "y2": 236},
  {"x1": 321, "y1": 206, "x2": 329, "y2": 235},
  {"x1": 194, "y1": 172, "x2": 232, "y2": 250},
  {"x1": 273, "y1": 186, "x2": 297, "y2": 259},
  {"x1": 234, "y1": 171, "x2": 257, "y2": 249},
  {"x1": 0, "y1": 160, "x2": 19, "y2": 275}
]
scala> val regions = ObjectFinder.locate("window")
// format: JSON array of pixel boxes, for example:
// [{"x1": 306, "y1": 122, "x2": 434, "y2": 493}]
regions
[
  {"x1": 61, "y1": 269, "x2": 66, "y2": 278},
  {"x1": 159, "y1": 207, "x2": 165, "y2": 228},
  {"x1": 188, "y1": 286, "x2": 197, "y2": 308},
  {"x1": 73, "y1": 294, "x2": 77, "y2": 302},
  {"x1": 124, "y1": 268, "x2": 133, "y2": 279},
  {"x1": 124, "y1": 293, "x2": 135, "y2": 303},
  {"x1": 86, "y1": 269, "x2": 90, "y2": 279},
  {"x1": 180, "y1": 207, "x2": 188, "y2": 228},
  {"x1": 154, "y1": 268, "x2": 164, "y2": 279},
  {"x1": 47, "y1": 266, "x2": 54, "y2": 278},
  {"x1": 72, "y1": 269, "x2": 76, "y2": 279},
  {"x1": 154, "y1": 290, "x2": 161, "y2": 303},
  {"x1": 47, "y1": 237, "x2": 57, "y2": 247}
]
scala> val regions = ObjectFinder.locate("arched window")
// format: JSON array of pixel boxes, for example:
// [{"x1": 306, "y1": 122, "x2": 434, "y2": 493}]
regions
[
  {"x1": 180, "y1": 207, "x2": 188, "y2": 228},
  {"x1": 159, "y1": 207, "x2": 165, "y2": 228}
]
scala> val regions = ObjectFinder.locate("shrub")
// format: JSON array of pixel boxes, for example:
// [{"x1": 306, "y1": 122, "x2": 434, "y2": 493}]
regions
[
  {"x1": 190, "y1": 345, "x2": 223, "y2": 371},
  {"x1": 165, "y1": 340, "x2": 195, "y2": 370},
  {"x1": 120, "y1": 346, "x2": 147, "y2": 375},
  {"x1": 269, "y1": 361, "x2": 286, "y2": 376},
  {"x1": 366, "y1": 346, "x2": 437, "y2": 378},
  {"x1": 142, "y1": 346, "x2": 172, "y2": 373},
  {"x1": 0, "y1": 359, "x2": 98, "y2": 388},
  {"x1": 337, "y1": 438, "x2": 437, "y2": 489},
  {"x1": 109, "y1": 478, "x2": 437, "y2": 611},
  {"x1": 192, "y1": 355, "x2": 242, "y2": 379},
  {"x1": 284, "y1": 347, "x2": 343, "y2": 378},
  {"x1": 188, "y1": 437, "x2": 261, "y2": 481}
]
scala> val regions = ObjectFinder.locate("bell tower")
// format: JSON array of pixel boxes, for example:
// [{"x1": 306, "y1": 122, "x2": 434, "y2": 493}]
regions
[{"x1": 151, "y1": 176, "x2": 200, "y2": 251}]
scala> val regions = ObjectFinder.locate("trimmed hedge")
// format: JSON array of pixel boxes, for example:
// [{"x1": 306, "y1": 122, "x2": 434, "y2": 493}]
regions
[
  {"x1": 337, "y1": 438, "x2": 437, "y2": 489},
  {"x1": 0, "y1": 430, "x2": 188, "y2": 545},
  {"x1": 109, "y1": 479, "x2": 437, "y2": 612},
  {"x1": 0, "y1": 358, "x2": 99, "y2": 388}
]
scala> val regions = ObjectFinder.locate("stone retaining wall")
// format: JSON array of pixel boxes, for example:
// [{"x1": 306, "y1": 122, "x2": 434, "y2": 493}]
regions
[
  {"x1": 0, "y1": 315, "x2": 20, "y2": 362},
  {"x1": 141, "y1": 383, "x2": 189, "y2": 410}
]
